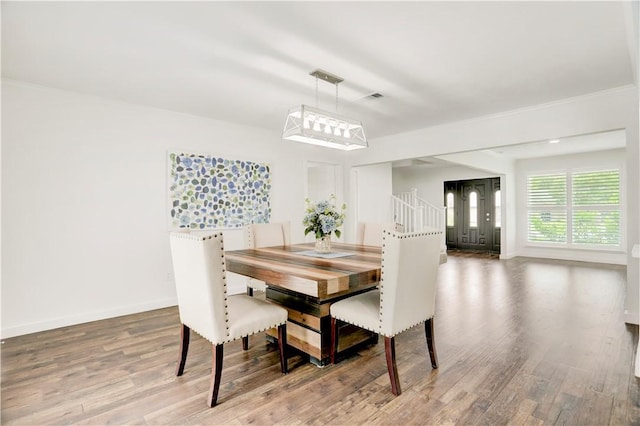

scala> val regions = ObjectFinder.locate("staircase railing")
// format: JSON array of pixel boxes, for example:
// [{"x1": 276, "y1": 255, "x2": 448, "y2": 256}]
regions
[{"x1": 391, "y1": 188, "x2": 446, "y2": 249}]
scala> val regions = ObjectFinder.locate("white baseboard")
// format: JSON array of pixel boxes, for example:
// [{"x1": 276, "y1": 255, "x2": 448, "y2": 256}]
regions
[
  {"x1": 1, "y1": 297, "x2": 178, "y2": 339},
  {"x1": 514, "y1": 248, "x2": 626, "y2": 265},
  {"x1": 2, "y1": 276, "x2": 249, "y2": 339}
]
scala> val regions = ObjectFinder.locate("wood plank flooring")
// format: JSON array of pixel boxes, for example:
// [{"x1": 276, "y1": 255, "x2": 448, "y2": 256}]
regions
[{"x1": 2, "y1": 254, "x2": 639, "y2": 425}]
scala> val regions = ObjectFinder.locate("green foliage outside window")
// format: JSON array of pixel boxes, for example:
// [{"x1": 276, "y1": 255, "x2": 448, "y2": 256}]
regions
[
  {"x1": 527, "y1": 170, "x2": 620, "y2": 247},
  {"x1": 528, "y1": 211, "x2": 566, "y2": 243}
]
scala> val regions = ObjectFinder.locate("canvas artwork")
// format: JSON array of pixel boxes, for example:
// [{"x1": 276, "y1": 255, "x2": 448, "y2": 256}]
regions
[{"x1": 168, "y1": 152, "x2": 271, "y2": 229}]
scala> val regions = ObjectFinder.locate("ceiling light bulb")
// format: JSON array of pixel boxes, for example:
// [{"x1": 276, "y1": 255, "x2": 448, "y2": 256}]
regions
[
  {"x1": 549, "y1": 139, "x2": 560, "y2": 144},
  {"x1": 324, "y1": 123, "x2": 332, "y2": 134},
  {"x1": 344, "y1": 126, "x2": 351, "y2": 139},
  {"x1": 313, "y1": 120, "x2": 322, "y2": 132}
]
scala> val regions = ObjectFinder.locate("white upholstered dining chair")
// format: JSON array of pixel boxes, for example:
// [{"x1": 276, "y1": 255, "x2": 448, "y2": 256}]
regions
[
  {"x1": 330, "y1": 230, "x2": 442, "y2": 396},
  {"x1": 356, "y1": 222, "x2": 399, "y2": 247},
  {"x1": 169, "y1": 232, "x2": 288, "y2": 407},
  {"x1": 244, "y1": 222, "x2": 291, "y2": 296}
]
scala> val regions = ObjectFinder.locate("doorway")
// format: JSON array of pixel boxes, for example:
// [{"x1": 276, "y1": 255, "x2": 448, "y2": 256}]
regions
[
  {"x1": 444, "y1": 178, "x2": 500, "y2": 253},
  {"x1": 305, "y1": 161, "x2": 342, "y2": 242}
]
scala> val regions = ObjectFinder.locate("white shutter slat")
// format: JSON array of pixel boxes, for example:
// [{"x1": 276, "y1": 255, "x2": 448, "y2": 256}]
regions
[{"x1": 527, "y1": 169, "x2": 620, "y2": 247}]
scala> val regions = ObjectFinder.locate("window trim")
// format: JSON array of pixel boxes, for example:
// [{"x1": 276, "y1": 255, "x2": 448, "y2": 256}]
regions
[{"x1": 525, "y1": 167, "x2": 623, "y2": 251}]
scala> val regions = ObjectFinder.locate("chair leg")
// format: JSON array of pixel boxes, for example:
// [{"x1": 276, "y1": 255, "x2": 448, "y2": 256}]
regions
[
  {"x1": 175, "y1": 324, "x2": 190, "y2": 376},
  {"x1": 207, "y1": 344, "x2": 224, "y2": 408},
  {"x1": 330, "y1": 316, "x2": 339, "y2": 364},
  {"x1": 425, "y1": 318, "x2": 439, "y2": 369},
  {"x1": 242, "y1": 336, "x2": 249, "y2": 351},
  {"x1": 277, "y1": 324, "x2": 288, "y2": 374},
  {"x1": 384, "y1": 336, "x2": 401, "y2": 396}
]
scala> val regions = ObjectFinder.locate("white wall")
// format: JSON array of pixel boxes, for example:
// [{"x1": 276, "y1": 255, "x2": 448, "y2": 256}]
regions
[
  {"x1": 392, "y1": 165, "x2": 496, "y2": 208},
  {"x1": 1, "y1": 80, "x2": 344, "y2": 338},
  {"x1": 347, "y1": 163, "x2": 393, "y2": 242},
  {"x1": 515, "y1": 149, "x2": 627, "y2": 265},
  {"x1": 632, "y1": 0, "x2": 640, "y2": 378},
  {"x1": 303, "y1": 161, "x2": 344, "y2": 243},
  {"x1": 306, "y1": 162, "x2": 339, "y2": 202}
]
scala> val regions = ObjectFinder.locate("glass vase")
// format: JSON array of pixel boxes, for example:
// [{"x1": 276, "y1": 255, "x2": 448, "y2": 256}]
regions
[{"x1": 315, "y1": 235, "x2": 332, "y2": 254}]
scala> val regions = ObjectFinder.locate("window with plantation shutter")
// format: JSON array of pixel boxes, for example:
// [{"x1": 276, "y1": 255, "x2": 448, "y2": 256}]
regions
[
  {"x1": 526, "y1": 169, "x2": 621, "y2": 248},
  {"x1": 527, "y1": 174, "x2": 567, "y2": 244},
  {"x1": 571, "y1": 170, "x2": 620, "y2": 246}
]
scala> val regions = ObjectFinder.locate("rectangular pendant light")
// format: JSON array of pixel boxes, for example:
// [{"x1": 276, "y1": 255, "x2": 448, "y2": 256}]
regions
[
  {"x1": 283, "y1": 105, "x2": 367, "y2": 151},
  {"x1": 282, "y1": 69, "x2": 368, "y2": 151}
]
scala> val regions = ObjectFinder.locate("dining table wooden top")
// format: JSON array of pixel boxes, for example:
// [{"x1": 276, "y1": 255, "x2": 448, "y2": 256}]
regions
[{"x1": 225, "y1": 242, "x2": 382, "y2": 301}]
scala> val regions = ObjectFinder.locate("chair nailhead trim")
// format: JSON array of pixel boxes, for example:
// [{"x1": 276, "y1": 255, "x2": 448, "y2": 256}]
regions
[
  {"x1": 375, "y1": 230, "x2": 443, "y2": 326},
  {"x1": 187, "y1": 320, "x2": 287, "y2": 345}
]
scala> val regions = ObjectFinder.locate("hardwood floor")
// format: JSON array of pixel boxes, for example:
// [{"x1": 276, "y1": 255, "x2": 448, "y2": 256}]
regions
[{"x1": 2, "y1": 254, "x2": 639, "y2": 425}]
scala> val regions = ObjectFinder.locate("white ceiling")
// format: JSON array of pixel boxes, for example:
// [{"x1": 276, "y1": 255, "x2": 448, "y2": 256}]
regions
[
  {"x1": 391, "y1": 129, "x2": 627, "y2": 169},
  {"x1": 482, "y1": 129, "x2": 627, "y2": 160},
  {"x1": 2, "y1": 1, "x2": 636, "y2": 143}
]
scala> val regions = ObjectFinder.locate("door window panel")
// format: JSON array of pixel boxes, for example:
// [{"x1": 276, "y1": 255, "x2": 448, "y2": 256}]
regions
[
  {"x1": 469, "y1": 191, "x2": 478, "y2": 228},
  {"x1": 446, "y1": 192, "x2": 454, "y2": 227}
]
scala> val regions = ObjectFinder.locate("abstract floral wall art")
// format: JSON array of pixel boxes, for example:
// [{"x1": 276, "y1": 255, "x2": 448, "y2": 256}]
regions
[{"x1": 168, "y1": 152, "x2": 271, "y2": 229}]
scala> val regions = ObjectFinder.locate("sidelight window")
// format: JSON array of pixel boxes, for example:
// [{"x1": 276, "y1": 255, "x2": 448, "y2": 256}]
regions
[
  {"x1": 446, "y1": 192, "x2": 454, "y2": 227},
  {"x1": 469, "y1": 191, "x2": 478, "y2": 228}
]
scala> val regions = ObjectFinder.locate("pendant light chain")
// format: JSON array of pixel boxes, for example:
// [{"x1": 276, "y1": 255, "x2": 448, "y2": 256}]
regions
[{"x1": 335, "y1": 83, "x2": 339, "y2": 112}]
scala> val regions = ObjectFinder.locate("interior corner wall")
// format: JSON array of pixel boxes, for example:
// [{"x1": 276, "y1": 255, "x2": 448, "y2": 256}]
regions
[
  {"x1": 348, "y1": 163, "x2": 392, "y2": 243},
  {"x1": 1, "y1": 80, "x2": 344, "y2": 338},
  {"x1": 501, "y1": 172, "x2": 518, "y2": 260}
]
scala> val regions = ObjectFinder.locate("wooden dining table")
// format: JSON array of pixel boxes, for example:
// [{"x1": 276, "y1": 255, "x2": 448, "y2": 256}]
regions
[{"x1": 225, "y1": 242, "x2": 382, "y2": 366}]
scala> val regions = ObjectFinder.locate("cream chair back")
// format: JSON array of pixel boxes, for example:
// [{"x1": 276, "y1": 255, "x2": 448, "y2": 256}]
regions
[
  {"x1": 246, "y1": 222, "x2": 291, "y2": 248},
  {"x1": 356, "y1": 222, "x2": 398, "y2": 247},
  {"x1": 169, "y1": 232, "x2": 229, "y2": 344},
  {"x1": 244, "y1": 222, "x2": 291, "y2": 295},
  {"x1": 379, "y1": 231, "x2": 441, "y2": 337}
]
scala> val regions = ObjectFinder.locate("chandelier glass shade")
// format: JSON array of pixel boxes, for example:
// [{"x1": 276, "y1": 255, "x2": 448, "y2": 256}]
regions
[{"x1": 282, "y1": 105, "x2": 367, "y2": 151}]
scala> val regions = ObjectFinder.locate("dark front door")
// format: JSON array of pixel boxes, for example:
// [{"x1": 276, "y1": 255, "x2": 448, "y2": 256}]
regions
[{"x1": 444, "y1": 178, "x2": 500, "y2": 253}]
